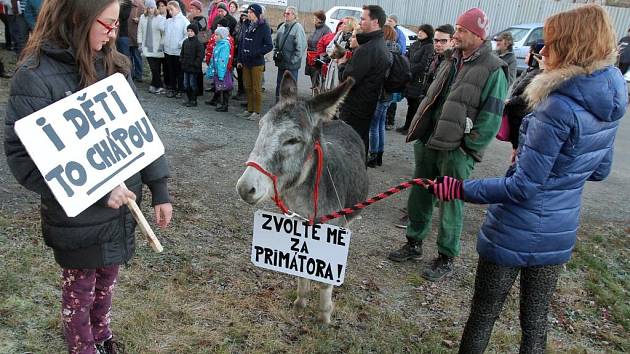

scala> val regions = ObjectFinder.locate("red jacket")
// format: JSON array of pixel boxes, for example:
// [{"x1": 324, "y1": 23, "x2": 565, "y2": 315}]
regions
[{"x1": 205, "y1": 34, "x2": 234, "y2": 70}]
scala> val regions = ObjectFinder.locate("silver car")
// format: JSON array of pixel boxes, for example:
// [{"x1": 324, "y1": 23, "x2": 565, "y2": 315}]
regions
[{"x1": 491, "y1": 23, "x2": 544, "y2": 73}]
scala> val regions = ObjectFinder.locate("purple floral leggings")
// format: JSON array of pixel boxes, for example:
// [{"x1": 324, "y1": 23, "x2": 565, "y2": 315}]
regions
[{"x1": 61, "y1": 265, "x2": 119, "y2": 354}]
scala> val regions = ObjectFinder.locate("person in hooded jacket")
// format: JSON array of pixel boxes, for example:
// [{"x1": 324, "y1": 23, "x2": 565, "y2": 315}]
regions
[
  {"x1": 236, "y1": 3, "x2": 272, "y2": 121},
  {"x1": 4, "y1": 1, "x2": 173, "y2": 353},
  {"x1": 422, "y1": 5, "x2": 627, "y2": 353},
  {"x1": 180, "y1": 23, "x2": 204, "y2": 106}
]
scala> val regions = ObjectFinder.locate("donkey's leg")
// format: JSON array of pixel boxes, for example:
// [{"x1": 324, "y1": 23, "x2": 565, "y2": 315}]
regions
[
  {"x1": 294, "y1": 277, "x2": 310, "y2": 309},
  {"x1": 318, "y1": 283, "x2": 334, "y2": 324}
]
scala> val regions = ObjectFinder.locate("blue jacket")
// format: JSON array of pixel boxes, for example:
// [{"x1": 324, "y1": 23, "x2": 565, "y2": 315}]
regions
[
  {"x1": 238, "y1": 19, "x2": 273, "y2": 68},
  {"x1": 207, "y1": 39, "x2": 231, "y2": 81},
  {"x1": 464, "y1": 60, "x2": 627, "y2": 267}
]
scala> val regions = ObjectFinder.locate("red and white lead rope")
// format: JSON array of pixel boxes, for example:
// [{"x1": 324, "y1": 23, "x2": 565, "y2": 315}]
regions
[{"x1": 246, "y1": 145, "x2": 433, "y2": 225}]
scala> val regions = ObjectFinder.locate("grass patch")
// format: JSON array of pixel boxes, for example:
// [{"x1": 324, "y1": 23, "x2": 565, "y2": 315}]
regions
[{"x1": 566, "y1": 223, "x2": 630, "y2": 352}]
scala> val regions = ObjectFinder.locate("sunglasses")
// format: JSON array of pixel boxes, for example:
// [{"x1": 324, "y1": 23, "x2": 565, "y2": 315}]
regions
[
  {"x1": 96, "y1": 19, "x2": 119, "y2": 35},
  {"x1": 433, "y1": 38, "x2": 449, "y2": 44}
]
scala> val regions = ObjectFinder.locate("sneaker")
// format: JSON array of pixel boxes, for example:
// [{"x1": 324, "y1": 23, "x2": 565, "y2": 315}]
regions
[
  {"x1": 238, "y1": 110, "x2": 252, "y2": 118},
  {"x1": 388, "y1": 241, "x2": 422, "y2": 262},
  {"x1": 422, "y1": 253, "x2": 454, "y2": 282},
  {"x1": 385, "y1": 124, "x2": 394, "y2": 131},
  {"x1": 246, "y1": 112, "x2": 260, "y2": 121},
  {"x1": 96, "y1": 337, "x2": 126, "y2": 354},
  {"x1": 148, "y1": 86, "x2": 157, "y2": 93},
  {"x1": 155, "y1": 87, "x2": 166, "y2": 95}
]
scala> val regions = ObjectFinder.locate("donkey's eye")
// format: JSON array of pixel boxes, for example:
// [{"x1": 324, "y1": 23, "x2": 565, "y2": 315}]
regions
[{"x1": 283, "y1": 138, "x2": 301, "y2": 146}]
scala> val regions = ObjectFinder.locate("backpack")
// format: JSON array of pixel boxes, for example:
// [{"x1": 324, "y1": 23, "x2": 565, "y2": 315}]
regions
[{"x1": 384, "y1": 52, "x2": 411, "y2": 93}]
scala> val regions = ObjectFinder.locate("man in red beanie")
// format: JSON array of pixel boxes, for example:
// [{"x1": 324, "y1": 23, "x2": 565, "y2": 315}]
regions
[{"x1": 390, "y1": 7, "x2": 508, "y2": 282}]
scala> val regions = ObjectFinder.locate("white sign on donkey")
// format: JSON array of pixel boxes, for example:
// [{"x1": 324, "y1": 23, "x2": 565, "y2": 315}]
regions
[
  {"x1": 251, "y1": 210, "x2": 352, "y2": 286},
  {"x1": 14, "y1": 73, "x2": 165, "y2": 251}
]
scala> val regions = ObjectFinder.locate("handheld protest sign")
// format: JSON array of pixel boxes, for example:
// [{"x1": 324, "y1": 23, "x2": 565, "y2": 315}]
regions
[
  {"x1": 251, "y1": 210, "x2": 351, "y2": 286},
  {"x1": 121, "y1": 182, "x2": 163, "y2": 253},
  {"x1": 14, "y1": 73, "x2": 165, "y2": 251}
]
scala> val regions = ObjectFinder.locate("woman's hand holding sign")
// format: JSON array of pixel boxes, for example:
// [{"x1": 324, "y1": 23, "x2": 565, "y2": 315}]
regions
[{"x1": 107, "y1": 185, "x2": 136, "y2": 209}]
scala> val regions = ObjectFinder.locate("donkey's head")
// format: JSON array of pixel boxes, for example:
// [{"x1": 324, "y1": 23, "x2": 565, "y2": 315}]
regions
[{"x1": 236, "y1": 72, "x2": 354, "y2": 206}]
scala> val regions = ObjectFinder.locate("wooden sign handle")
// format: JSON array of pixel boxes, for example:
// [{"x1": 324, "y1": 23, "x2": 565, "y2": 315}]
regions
[{"x1": 121, "y1": 183, "x2": 164, "y2": 253}]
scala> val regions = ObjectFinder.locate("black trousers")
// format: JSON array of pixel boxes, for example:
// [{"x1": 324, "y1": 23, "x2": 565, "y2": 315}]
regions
[
  {"x1": 459, "y1": 257, "x2": 561, "y2": 354},
  {"x1": 340, "y1": 111, "x2": 371, "y2": 162},
  {"x1": 403, "y1": 97, "x2": 422, "y2": 129},
  {"x1": 146, "y1": 57, "x2": 164, "y2": 89},
  {"x1": 164, "y1": 54, "x2": 183, "y2": 92}
]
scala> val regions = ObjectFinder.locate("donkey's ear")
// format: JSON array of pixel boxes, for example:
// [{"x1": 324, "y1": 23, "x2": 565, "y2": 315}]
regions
[
  {"x1": 307, "y1": 77, "x2": 355, "y2": 121},
  {"x1": 279, "y1": 71, "x2": 298, "y2": 102}
]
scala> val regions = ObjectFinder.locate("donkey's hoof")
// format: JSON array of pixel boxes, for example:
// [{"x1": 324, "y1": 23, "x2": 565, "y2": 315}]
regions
[
  {"x1": 318, "y1": 313, "x2": 332, "y2": 324},
  {"x1": 293, "y1": 297, "x2": 307, "y2": 309}
]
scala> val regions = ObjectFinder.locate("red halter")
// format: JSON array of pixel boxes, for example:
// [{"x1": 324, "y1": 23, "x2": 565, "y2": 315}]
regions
[{"x1": 245, "y1": 140, "x2": 324, "y2": 225}]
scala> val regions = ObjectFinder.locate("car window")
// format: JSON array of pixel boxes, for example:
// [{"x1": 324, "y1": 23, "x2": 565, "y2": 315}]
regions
[
  {"x1": 337, "y1": 9, "x2": 360, "y2": 20},
  {"x1": 526, "y1": 28, "x2": 543, "y2": 45},
  {"x1": 330, "y1": 9, "x2": 339, "y2": 20},
  {"x1": 496, "y1": 27, "x2": 530, "y2": 43}
]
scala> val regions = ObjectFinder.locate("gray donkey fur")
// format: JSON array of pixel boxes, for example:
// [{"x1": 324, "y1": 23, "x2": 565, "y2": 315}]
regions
[{"x1": 236, "y1": 72, "x2": 369, "y2": 323}]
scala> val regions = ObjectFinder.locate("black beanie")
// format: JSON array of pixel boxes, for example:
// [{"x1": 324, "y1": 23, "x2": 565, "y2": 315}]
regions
[{"x1": 187, "y1": 23, "x2": 199, "y2": 35}]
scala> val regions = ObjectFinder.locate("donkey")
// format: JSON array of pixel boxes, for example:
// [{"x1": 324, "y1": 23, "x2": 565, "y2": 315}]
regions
[{"x1": 236, "y1": 72, "x2": 369, "y2": 324}]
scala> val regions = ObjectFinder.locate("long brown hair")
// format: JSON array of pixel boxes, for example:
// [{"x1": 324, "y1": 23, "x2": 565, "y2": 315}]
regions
[
  {"x1": 20, "y1": 0, "x2": 130, "y2": 88},
  {"x1": 543, "y1": 4, "x2": 616, "y2": 71}
]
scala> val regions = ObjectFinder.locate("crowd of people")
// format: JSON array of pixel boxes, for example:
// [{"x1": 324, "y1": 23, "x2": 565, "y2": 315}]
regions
[{"x1": 2, "y1": 1, "x2": 628, "y2": 353}]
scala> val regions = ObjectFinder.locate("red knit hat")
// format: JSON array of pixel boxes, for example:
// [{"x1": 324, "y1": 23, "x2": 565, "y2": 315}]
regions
[
  {"x1": 456, "y1": 8, "x2": 489, "y2": 40},
  {"x1": 190, "y1": 0, "x2": 202, "y2": 11}
]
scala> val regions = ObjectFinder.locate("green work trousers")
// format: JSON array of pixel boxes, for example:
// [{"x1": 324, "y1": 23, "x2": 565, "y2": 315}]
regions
[{"x1": 406, "y1": 141, "x2": 475, "y2": 257}]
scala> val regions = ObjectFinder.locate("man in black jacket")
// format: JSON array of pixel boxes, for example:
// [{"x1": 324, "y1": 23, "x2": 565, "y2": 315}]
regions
[{"x1": 339, "y1": 5, "x2": 390, "y2": 160}]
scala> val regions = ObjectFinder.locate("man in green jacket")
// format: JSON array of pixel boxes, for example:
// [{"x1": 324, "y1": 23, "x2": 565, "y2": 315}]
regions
[{"x1": 389, "y1": 8, "x2": 508, "y2": 281}]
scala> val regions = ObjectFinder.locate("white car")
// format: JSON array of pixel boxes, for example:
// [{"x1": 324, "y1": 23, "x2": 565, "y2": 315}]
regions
[{"x1": 324, "y1": 6, "x2": 416, "y2": 52}]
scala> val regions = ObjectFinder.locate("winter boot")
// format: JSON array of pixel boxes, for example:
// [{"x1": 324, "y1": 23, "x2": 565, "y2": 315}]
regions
[
  {"x1": 388, "y1": 240, "x2": 423, "y2": 262},
  {"x1": 188, "y1": 90, "x2": 197, "y2": 107},
  {"x1": 205, "y1": 92, "x2": 219, "y2": 106},
  {"x1": 376, "y1": 152, "x2": 383, "y2": 166},
  {"x1": 422, "y1": 253, "x2": 454, "y2": 281},
  {"x1": 216, "y1": 91, "x2": 228, "y2": 112},
  {"x1": 96, "y1": 337, "x2": 126, "y2": 354},
  {"x1": 182, "y1": 90, "x2": 191, "y2": 106},
  {"x1": 366, "y1": 153, "x2": 379, "y2": 168}
]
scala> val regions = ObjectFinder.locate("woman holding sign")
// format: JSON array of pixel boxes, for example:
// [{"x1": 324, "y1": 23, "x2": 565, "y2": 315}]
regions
[{"x1": 4, "y1": 1, "x2": 173, "y2": 353}]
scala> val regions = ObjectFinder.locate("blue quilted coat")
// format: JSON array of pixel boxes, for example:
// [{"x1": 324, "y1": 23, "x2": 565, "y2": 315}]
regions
[{"x1": 463, "y1": 60, "x2": 627, "y2": 267}]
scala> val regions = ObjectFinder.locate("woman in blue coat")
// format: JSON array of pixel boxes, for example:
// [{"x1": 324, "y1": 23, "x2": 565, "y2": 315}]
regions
[{"x1": 426, "y1": 5, "x2": 627, "y2": 353}]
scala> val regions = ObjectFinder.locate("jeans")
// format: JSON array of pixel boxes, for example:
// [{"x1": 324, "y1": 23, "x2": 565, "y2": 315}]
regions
[
  {"x1": 116, "y1": 36, "x2": 130, "y2": 57},
  {"x1": 275, "y1": 68, "x2": 299, "y2": 101},
  {"x1": 7, "y1": 14, "x2": 28, "y2": 56},
  {"x1": 183, "y1": 72, "x2": 198, "y2": 92},
  {"x1": 369, "y1": 100, "x2": 392, "y2": 153},
  {"x1": 129, "y1": 46, "x2": 143, "y2": 80}
]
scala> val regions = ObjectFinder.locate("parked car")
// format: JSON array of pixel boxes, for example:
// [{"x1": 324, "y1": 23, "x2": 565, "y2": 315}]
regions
[
  {"x1": 324, "y1": 6, "x2": 416, "y2": 52},
  {"x1": 491, "y1": 23, "x2": 543, "y2": 73}
]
